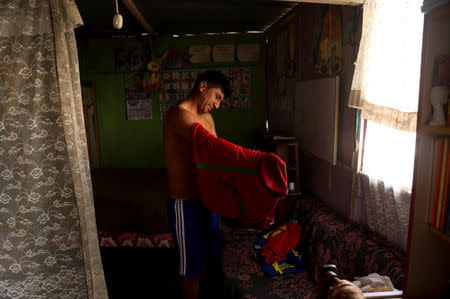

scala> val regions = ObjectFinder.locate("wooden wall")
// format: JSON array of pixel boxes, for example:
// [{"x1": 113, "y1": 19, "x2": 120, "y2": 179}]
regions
[{"x1": 265, "y1": 3, "x2": 362, "y2": 217}]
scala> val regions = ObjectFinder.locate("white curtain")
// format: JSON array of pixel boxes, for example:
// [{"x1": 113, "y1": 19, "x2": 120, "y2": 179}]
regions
[
  {"x1": 0, "y1": 0, "x2": 107, "y2": 298},
  {"x1": 349, "y1": 0, "x2": 423, "y2": 250},
  {"x1": 349, "y1": 0, "x2": 423, "y2": 132},
  {"x1": 358, "y1": 173, "x2": 412, "y2": 251}
]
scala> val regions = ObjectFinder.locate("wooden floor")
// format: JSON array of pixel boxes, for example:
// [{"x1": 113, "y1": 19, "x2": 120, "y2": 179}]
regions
[
  {"x1": 100, "y1": 247, "x2": 183, "y2": 299},
  {"x1": 100, "y1": 247, "x2": 226, "y2": 298}
]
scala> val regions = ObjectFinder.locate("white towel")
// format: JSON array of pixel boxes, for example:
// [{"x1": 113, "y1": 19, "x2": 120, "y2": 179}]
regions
[{"x1": 352, "y1": 273, "x2": 395, "y2": 293}]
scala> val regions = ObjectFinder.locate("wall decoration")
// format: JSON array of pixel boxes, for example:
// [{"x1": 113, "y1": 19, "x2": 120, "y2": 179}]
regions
[
  {"x1": 114, "y1": 45, "x2": 148, "y2": 71},
  {"x1": 126, "y1": 98, "x2": 152, "y2": 120},
  {"x1": 314, "y1": 6, "x2": 343, "y2": 75},
  {"x1": 225, "y1": 68, "x2": 251, "y2": 109},
  {"x1": 212, "y1": 44, "x2": 235, "y2": 62},
  {"x1": 159, "y1": 68, "x2": 251, "y2": 119},
  {"x1": 159, "y1": 70, "x2": 200, "y2": 120},
  {"x1": 237, "y1": 43, "x2": 260, "y2": 62},
  {"x1": 183, "y1": 46, "x2": 192, "y2": 68},
  {"x1": 147, "y1": 60, "x2": 162, "y2": 91},
  {"x1": 166, "y1": 46, "x2": 182, "y2": 69},
  {"x1": 125, "y1": 73, "x2": 152, "y2": 120},
  {"x1": 146, "y1": 49, "x2": 169, "y2": 91},
  {"x1": 189, "y1": 45, "x2": 211, "y2": 63}
]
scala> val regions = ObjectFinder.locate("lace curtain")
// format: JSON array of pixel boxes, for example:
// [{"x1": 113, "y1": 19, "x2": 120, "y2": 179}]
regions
[
  {"x1": 349, "y1": 0, "x2": 423, "y2": 132},
  {"x1": 349, "y1": 0, "x2": 423, "y2": 250},
  {"x1": 0, "y1": 0, "x2": 107, "y2": 298},
  {"x1": 357, "y1": 173, "x2": 411, "y2": 250}
]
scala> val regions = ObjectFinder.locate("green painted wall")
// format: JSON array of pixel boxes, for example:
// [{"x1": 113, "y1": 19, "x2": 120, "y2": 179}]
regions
[{"x1": 78, "y1": 34, "x2": 267, "y2": 168}]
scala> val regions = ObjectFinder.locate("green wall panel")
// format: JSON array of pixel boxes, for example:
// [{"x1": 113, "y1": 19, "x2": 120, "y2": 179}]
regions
[{"x1": 78, "y1": 34, "x2": 266, "y2": 168}]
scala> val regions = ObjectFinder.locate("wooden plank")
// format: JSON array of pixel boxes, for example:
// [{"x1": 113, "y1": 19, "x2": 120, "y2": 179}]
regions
[
  {"x1": 363, "y1": 290, "x2": 404, "y2": 298},
  {"x1": 420, "y1": 125, "x2": 450, "y2": 136},
  {"x1": 426, "y1": 224, "x2": 450, "y2": 243},
  {"x1": 280, "y1": 0, "x2": 363, "y2": 5},
  {"x1": 122, "y1": 0, "x2": 154, "y2": 34}
]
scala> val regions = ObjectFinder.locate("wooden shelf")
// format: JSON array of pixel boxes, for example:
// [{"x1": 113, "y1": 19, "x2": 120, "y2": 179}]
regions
[
  {"x1": 426, "y1": 224, "x2": 450, "y2": 243},
  {"x1": 363, "y1": 290, "x2": 403, "y2": 298},
  {"x1": 419, "y1": 125, "x2": 450, "y2": 136},
  {"x1": 287, "y1": 192, "x2": 302, "y2": 197},
  {"x1": 274, "y1": 140, "x2": 300, "y2": 194},
  {"x1": 407, "y1": 2, "x2": 450, "y2": 295}
]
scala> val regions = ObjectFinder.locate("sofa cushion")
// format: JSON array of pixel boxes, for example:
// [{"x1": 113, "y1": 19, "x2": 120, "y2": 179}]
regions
[
  {"x1": 222, "y1": 228, "x2": 317, "y2": 299},
  {"x1": 296, "y1": 197, "x2": 405, "y2": 289}
]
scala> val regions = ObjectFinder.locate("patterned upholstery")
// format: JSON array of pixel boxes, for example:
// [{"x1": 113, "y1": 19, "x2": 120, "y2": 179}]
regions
[
  {"x1": 296, "y1": 198, "x2": 405, "y2": 289},
  {"x1": 98, "y1": 232, "x2": 173, "y2": 248},
  {"x1": 222, "y1": 197, "x2": 405, "y2": 298},
  {"x1": 222, "y1": 229, "x2": 317, "y2": 299}
]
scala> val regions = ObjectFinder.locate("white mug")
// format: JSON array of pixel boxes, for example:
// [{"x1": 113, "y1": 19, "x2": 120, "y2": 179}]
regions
[{"x1": 289, "y1": 182, "x2": 295, "y2": 191}]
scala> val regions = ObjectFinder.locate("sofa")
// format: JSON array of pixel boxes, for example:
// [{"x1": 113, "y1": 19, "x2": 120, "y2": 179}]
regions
[{"x1": 221, "y1": 195, "x2": 405, "y2": 299}]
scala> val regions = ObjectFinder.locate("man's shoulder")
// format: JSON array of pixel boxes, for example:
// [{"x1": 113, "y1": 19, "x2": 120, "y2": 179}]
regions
[
  {"x1": 164, "y1": 105, "x2": 200, "y2": 131},
  {"x1": 166, "y1": 105, "x2": 193, "y2": 120}
]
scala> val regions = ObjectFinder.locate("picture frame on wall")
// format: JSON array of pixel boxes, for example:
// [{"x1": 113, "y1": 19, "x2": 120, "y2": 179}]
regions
[{"x1": 125, "y1": 73, "x2": 152, "y2": 120}]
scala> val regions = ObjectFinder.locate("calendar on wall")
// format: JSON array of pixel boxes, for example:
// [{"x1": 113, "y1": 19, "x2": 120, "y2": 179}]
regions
[{"x1": 159, "y1": 67, "x2": 251, "y2": 120}]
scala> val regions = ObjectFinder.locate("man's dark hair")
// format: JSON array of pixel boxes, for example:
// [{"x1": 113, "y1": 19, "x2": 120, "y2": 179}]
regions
[{"x1": 193, "y1": 70, "x2": 232, "y2": 99}]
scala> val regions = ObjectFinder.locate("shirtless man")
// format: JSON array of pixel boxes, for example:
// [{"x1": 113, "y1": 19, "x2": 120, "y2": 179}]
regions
[{"x1": 163, "y1": 71, "x2": 231, "y2": 299}]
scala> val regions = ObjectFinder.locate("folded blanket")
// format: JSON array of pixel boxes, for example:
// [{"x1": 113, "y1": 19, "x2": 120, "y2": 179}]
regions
[{"x1": 192, "y1": 122, "x2": 288, "y2": 224}]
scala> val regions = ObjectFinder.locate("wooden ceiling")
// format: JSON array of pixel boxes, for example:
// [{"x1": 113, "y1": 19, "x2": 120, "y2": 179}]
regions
[
  {"x1": 74, "y1": 0, "x2": 363, "y2": 38},
  {"x1": 75, "y1": 0, "x2": 299, "y2": 38}
]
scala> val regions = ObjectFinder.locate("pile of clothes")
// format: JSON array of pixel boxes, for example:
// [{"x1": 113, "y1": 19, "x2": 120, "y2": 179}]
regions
[{"x1": 254, "y1": 220, "x2": 304, "y2": 276}]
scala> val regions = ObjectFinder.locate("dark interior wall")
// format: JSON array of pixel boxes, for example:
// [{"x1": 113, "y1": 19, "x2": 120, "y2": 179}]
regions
[
  {"x1": 266, "y1": 4, "x2": 361, "y2": 218},
  {"x1": 77, "y1": 33, "x2": 267, "y2": 168},
  {"x1": 299, "y1": 4, "x2": 359, "y2": 166}
]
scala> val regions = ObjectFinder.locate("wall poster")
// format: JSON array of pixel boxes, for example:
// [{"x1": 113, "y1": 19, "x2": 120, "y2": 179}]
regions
[
  {"x1": 237, "y1": 43, "x2": 260, "y2": 62},
  {"x1": 125, "y1": 73, "x2": 152, "y2": 120},
  {"x1": 114, "y1": 45, "x2": 148, "y2": 71},
  {"x1": 159, "y1": 68, "x2": 251, "y2": 120},
  {"x1": 189, "y1": 45, "x2": 211, "y2": 63},
  {"x1": 212, "y1": 44, "x2": 235, "y2": 62}
]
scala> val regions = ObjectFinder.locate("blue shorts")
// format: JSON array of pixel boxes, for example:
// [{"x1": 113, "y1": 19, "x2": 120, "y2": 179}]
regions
[{"x1": 167, "y1": 196, "x2": 221, "y2": 277}]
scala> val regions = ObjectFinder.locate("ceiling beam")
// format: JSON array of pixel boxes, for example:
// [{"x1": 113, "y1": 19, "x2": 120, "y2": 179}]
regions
[
  {"x1": 279, "y1": 0, "x2": 363, "y2": 5},
  {"x1": 121, "y1": 0, "x2": 154, "y2": 34}
]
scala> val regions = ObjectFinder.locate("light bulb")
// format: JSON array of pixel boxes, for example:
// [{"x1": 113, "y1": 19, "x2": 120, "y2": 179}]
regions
[{"x1": 113, "y1": 14, "x2": 123, "y2": 29}]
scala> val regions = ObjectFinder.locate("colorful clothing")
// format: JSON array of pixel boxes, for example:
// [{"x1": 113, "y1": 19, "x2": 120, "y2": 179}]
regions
[
  {"x1": 192, "y1": 122, "x2": 288, "y2": 224},
  {"x1": 167, "y1": 196, "x2": 221, "y2": 276},
  {"x1": 254, "y1": 220, "x2": 304, "y2": 276},
  {"x1": 261, "y1": 221, "x2": 302, "y2": 264}
]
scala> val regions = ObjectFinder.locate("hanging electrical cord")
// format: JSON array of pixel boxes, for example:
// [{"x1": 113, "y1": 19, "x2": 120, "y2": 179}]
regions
[{"x1": 113, "y1": 0, "x2": 123, "y2": 29}]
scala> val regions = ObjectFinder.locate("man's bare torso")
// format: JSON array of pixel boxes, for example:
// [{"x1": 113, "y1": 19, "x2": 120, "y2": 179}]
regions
[{"x1": 163, "y1": 104, "x2": 216, "y2": 199}]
